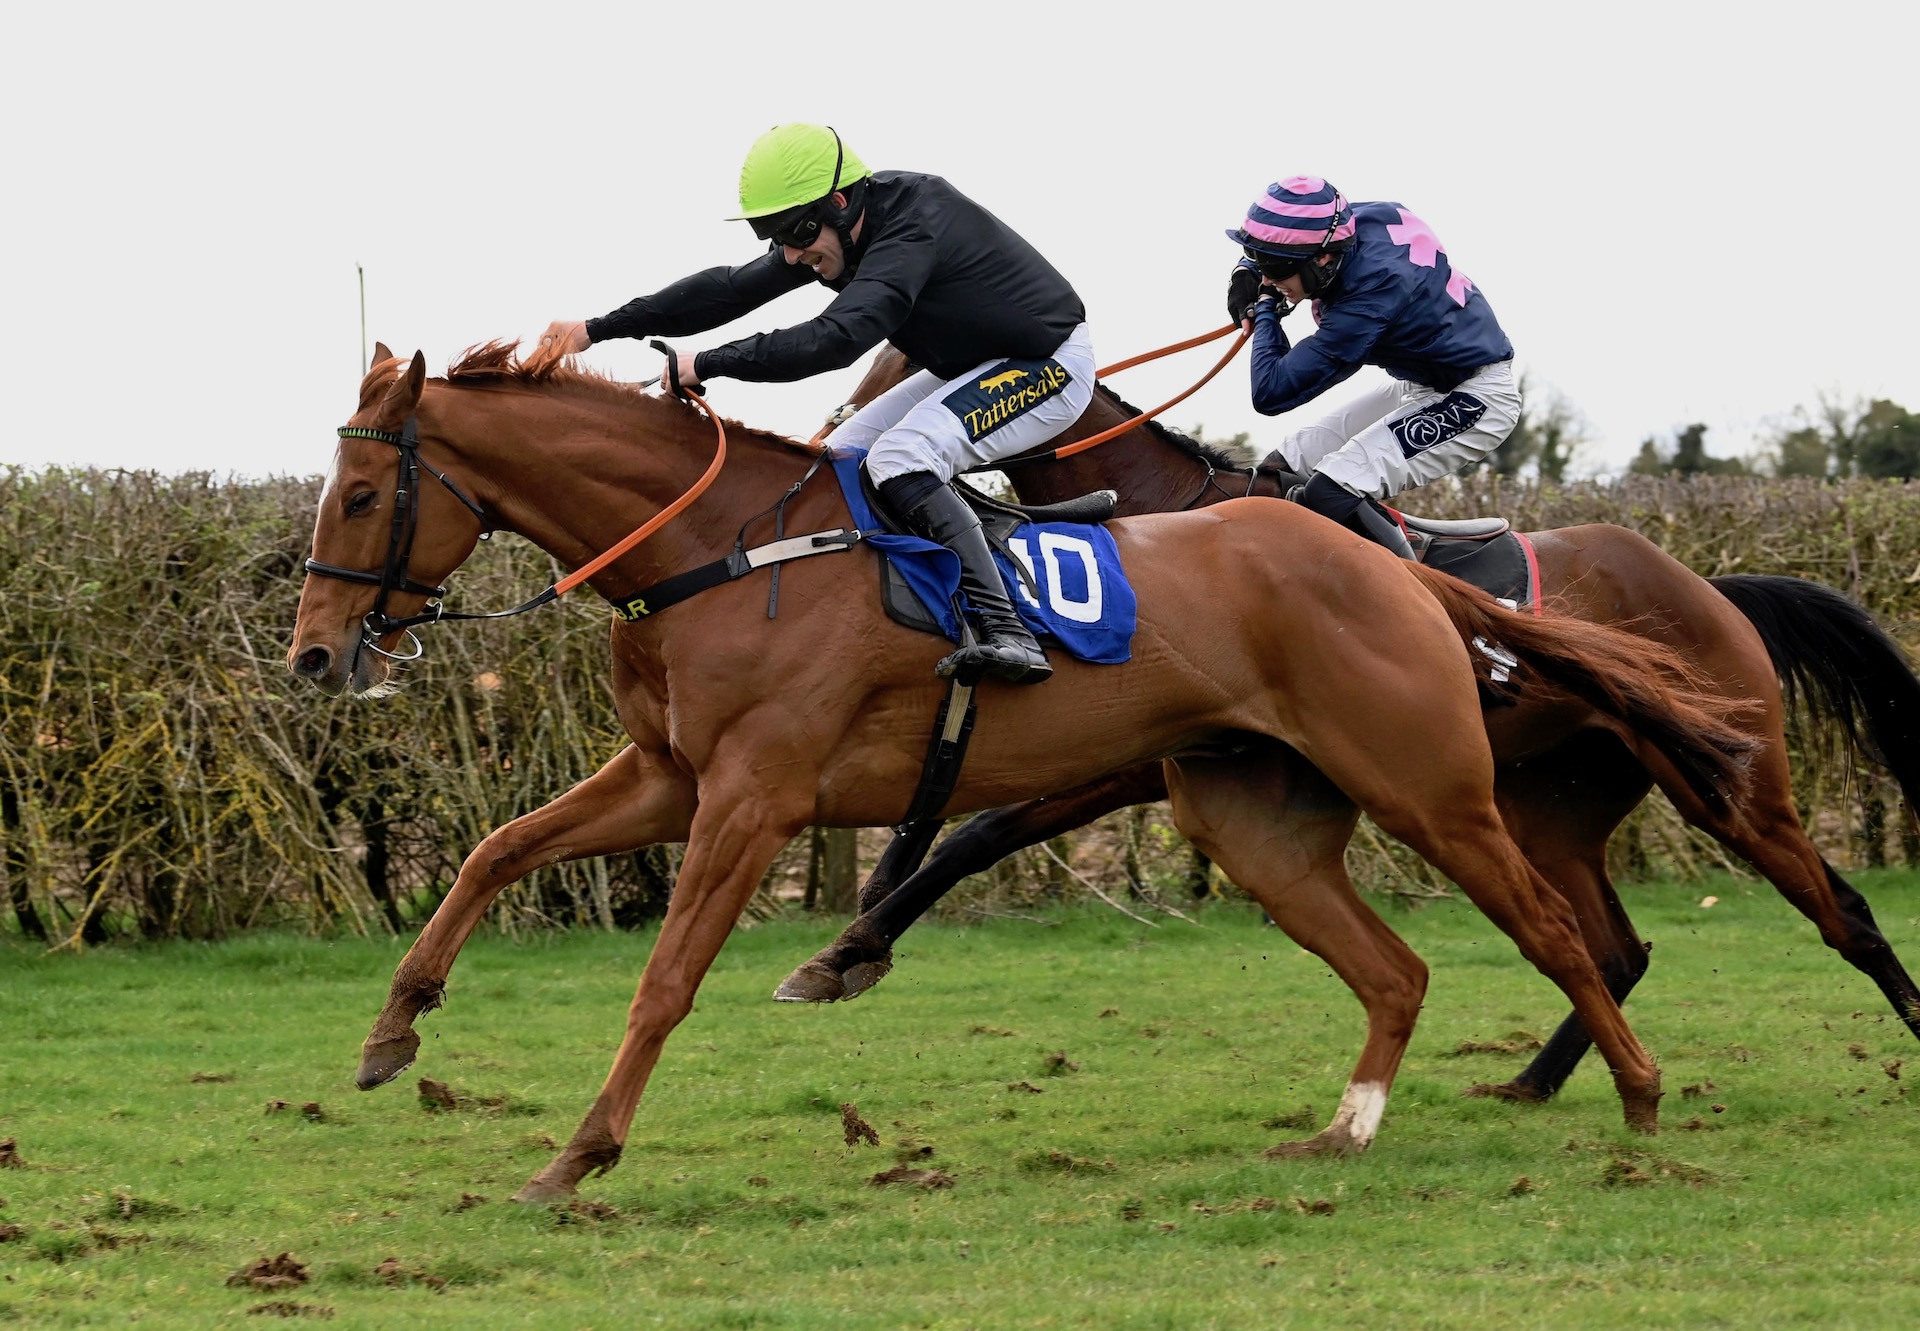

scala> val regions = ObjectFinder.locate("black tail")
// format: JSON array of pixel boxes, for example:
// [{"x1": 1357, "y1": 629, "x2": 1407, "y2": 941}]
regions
[{"x1": 1711, "y1": 573, "x2": 1920, "y2": 808}]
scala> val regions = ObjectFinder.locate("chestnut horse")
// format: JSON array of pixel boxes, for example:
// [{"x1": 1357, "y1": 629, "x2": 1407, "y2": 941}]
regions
[
  {"x1": 290, "y1": 344, "x2": 1751, "y2": 1198},
  {"x1": 784, "y1": 347, "x2": 1920, "y2": 1104}
]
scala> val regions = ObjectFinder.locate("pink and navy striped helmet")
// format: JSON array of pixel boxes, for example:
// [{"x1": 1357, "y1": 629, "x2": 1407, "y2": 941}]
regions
[{"x1": 1226, "y1": 177, "x2": 1355, "y2": 259}]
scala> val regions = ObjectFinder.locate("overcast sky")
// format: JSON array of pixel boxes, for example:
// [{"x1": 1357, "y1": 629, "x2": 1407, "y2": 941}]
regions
[{"x1": 4, "y1": 1, "x2": 1913, "y2": 482}]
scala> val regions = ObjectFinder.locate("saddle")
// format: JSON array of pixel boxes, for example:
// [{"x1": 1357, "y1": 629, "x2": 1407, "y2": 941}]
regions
[
  {"x1": 1258, "y1": 450, "x2": 1539, "y2": 613},
  {"x1": 858, "y1": 469, "x2": 1120, "y2": 638}
]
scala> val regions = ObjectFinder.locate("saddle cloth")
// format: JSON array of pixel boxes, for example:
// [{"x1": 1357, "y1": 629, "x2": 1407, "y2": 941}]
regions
[{"x1": 829, "y1": 448, "x2": 1137, "y2": 664}]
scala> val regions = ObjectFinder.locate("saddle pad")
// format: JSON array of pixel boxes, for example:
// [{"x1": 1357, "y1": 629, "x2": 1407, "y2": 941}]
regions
[
  {"x1": 1420, "y1": 530, "x2": 1541, "y2": 614},
  {"x1": 830, "y1": 448, "x2": 1137, "y2": 664}
]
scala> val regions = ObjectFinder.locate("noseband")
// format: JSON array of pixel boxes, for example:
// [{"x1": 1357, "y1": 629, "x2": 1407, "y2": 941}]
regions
[{"x1": 302, "y1": 417, "x2": 505, "y2": 662}]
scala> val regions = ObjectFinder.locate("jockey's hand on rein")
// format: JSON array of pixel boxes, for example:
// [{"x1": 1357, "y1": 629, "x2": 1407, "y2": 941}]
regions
[{"x1": 1226, "y1": 261, "x2": 1263, "y2": 327}]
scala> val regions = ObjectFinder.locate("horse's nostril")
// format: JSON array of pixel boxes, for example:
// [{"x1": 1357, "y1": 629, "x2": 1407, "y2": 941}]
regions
[{"x1": 294, "y1": 645, "x2": 334, "y2": 679}]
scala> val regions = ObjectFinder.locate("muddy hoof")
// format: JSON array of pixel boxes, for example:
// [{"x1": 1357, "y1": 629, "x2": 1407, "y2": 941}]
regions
[
  {"x1": 1622, "y1": 1091, "x2": 1661, "y2": 1136},
  {"x1": 837, "y1": 957, "x2": 893, "y2": 1000},
  {"x1": 355, "y1": 1031, "x2": 421, "y2": 1090},
  {"x1": 510, "y1": 1176, "x2": 576, "y2": 1205},
  {"x1": 1263, "y1": 1130, "x2": 1364, "y2": 1160},
  {"x1": 1461, "y1": 1080, "x2": 1551, "y2": 1103},
  {"x1": 773, "y1": 960, "x2": 849, "y2": 1004}
]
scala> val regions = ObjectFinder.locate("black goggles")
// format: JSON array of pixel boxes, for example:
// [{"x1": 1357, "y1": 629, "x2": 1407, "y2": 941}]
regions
[
  {"x1": 1247, "y1": 248, "x2": 1309, "y2": 281},
  {"x1": 765, "y1": 208, "x2": 826, "y2": 251}
]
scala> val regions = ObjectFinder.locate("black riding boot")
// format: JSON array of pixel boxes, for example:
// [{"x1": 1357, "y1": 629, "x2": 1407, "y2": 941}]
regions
[
  {"x1": 879, "y1": 472, "x2": 1053, "y2": 685},
  {"x1": 1296, "y1": 472, "x2": 1415, "y2": 560}
]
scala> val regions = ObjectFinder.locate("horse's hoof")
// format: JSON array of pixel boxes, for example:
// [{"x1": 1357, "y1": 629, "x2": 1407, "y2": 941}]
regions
[
  {"x1": 1623, "y1": 1096, "x2": 1661, "y2": 1136},
  {"x1": 1462, "y1": 1080, "x2": 1551, "y2": 1103},
  {"x1": 773, "y1": 960, "x2": 848, "y2": 1004},
  {"x1": 838, "y1": 958, "x2": 893, "y2": 999},
  {"x1": 1263, "y1": 1131, "x2": 1364, "y2": 1160},
  {"x1": 355, "y1": 1031, "x2": 421, "y2": 1090},
  {"x1": 510, "y1": 1177, "x2": 576, "y2": 1205}
]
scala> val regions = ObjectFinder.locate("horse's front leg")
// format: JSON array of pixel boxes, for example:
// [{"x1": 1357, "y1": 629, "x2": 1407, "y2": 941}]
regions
[
  {"x1": 514, "y1": 775, "x2": 813, "y2": 1203},
  {"x1": 357, "y1": 742, "x2": 695, "y2": 1089},
  {"x1": 776, "y1": 765, "x2": 1171, "y2": 1003}
]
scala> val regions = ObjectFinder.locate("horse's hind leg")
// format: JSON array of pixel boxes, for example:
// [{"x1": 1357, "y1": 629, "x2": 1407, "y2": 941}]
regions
[
  {"x1": 1470, "y1": 731, "x2": 1658, "y2": 1102},
  {"x1": 1647, "y1": 739, "x2": 1920, "y2": 1043},
  {"x1": 1165, "y1": 748, "x2": 1425, "y2": 1157},
  {"x1": 775, "y1": 765, "x2": 1170, "y2": 1003},
  {"x1": 1302, "y1": 697, "x2": 1664, "y2": 1133},
  {"x1": 357, "y1": 742, "x2": 695, "y2": 1090}
]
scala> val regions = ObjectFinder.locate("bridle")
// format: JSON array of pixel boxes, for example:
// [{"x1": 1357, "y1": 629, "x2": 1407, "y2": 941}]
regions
[
  {"x1": 302, "y1": 417, "x2": 551, "y2": 664},
  {"x1": 301, "y1": 340, "x2": 731, "y2": 670}
]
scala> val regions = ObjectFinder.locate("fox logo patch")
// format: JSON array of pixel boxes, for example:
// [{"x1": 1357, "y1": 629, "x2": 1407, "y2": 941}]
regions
[{"x1": 943, "y1": 359, "x2": 1072, "y2": 442}]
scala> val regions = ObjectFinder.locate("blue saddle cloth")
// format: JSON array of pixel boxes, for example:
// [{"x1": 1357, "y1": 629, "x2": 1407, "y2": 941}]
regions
[{"x1": 830, "y1": 448, "x2": 1137, "y2": 665}]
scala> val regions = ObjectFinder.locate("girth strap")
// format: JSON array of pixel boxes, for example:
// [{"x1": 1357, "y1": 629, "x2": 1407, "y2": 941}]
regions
[{"x1": 609, "y1": 528, "x2": 863, "y2": 621}]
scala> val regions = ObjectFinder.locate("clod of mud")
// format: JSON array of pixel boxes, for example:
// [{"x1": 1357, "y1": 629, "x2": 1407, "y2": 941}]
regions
[
  {"x1": 299, "y1": 1103, "x2": 328, "y2": 1123},
  {"x1": 1600, "y1": 1150, "x2": 1717, "y2": 1188},
  {"x1": 264, "y1": 1100, "x2": 290, "y2": 1116},
  {"x1": 418, "y1": 1078, "x2": 458, "y2": 1112},
  {"x1": 227, "y1": 1253, "x2": 310, "y2": 1292},
  {"x1": 1507, "y1": 1176, "x2": 1536, "y2": 1196},
  {"x1": 0, "y1": 1138, "x2": 24, "y2": 1169},
  {"x1": 869, "y1": 1165, "x2": 954, "y2": 1189},
  {"x1": 1261, "y1": 1107, "x2": 1316, "y2": 1131},
  {"x1": 1025, "y1": 1150, "x2": 1114, "y2": 1175},
  {"x1": 1884, "y1": 1059, "x2": 1904, "y2": 1081},
  {"x1": 449, "y1": 1193, "x2": 486, "y2": 1212},
  {"x1": 1098, "y1": 1008, "x2": 1120, "y2": 1018},
  {"x1": 1041, "y1": 1051, "x2": 1080, "y2": 1076},
  {"x1": 1007, "y1": 1081, "x2": 1046, "y2": 1095},
  {"x1": 840, "y1": 1103, "x2": 879, "y2": 1148},
  {"x1": 893, "y1": 1142, "x2": 936, "y2": 1163},
  {"x1": 190, "y1": 1072, "x2": 235, "y2": 1084},
  {"x1": 1847, "y1": 1042, "x2": 1872, "y2": 1061},
  {"x1": 0, "y1": 1223, "x2": 25, "y2": 1243},
  {"x1": 247, "y1": 1302, "x2": 335, "y2": 1319},
  {"x1": 1291, "y1": 1197, "x2": 1337, "y2": 1216},
  {"x1": 746, "y1": 1175, "x2": 771, "y2": 1188},
  {"x1": 1680, "y1": 1081, "x2": 1717, "y2": 1099},
  {"x1": 970, "y1": 1025, "x2": 1017, "y2": 1038},
  {"x1": 1447, "y1": 1030, "x2": 1544, "y2": 1056},
  {"x1": 554, "y1": 1199, "x2": 621, "y2": 1225},
  {"x1": 373, "y1": 1256, "x2": 447, "y2": 1290}
]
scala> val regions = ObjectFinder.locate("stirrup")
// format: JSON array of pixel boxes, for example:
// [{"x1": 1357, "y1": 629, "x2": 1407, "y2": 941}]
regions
[{"x1": 936, "y1": 636, "x2": 1053, "y2": 685}]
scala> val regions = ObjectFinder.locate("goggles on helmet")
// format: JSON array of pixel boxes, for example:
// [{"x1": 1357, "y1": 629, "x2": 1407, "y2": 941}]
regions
[
  {"x1": 762, "y1": 206, "x2": 828, "y2": 250},
  {"x1": 1247, "y1": 249, "x2": 1309, "y2": 282}
]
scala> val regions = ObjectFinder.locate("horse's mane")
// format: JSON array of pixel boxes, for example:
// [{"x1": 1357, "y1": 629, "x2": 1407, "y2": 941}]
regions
[
  {"x1": 440, "y1": 340, "x2": 804, "y2": 450},
  {"x1": 1091, "y1": 382, "x2": 1253, "y2": 470}
]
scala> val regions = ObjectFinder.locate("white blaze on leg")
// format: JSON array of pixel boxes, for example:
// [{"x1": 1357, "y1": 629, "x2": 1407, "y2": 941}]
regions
[{"x1": 1331, "y1": 1080, "x2": 1389, "y2": 1148}]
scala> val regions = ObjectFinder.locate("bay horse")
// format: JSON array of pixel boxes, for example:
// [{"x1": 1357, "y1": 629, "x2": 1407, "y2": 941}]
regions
[
  {"x1": 783, "y1": 345, "x2": 1920, "y2": 1105},
  {"x1": 290, "y1": 343, "x2": 1751, "y2": 1198}
]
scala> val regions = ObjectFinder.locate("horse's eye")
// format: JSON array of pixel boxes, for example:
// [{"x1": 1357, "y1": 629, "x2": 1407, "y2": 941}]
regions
[{"x1": 346, "y1": 490, "x2": 377, "y2": 517}]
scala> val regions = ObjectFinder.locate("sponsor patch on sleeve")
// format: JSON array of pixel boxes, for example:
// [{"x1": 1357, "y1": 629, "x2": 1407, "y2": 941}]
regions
[{"x1": 941, "y1": 358, "x2": 1073, "y2": 443}]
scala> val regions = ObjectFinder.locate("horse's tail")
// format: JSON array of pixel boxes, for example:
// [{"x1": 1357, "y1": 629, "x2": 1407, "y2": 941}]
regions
[
  {"x1": 1406, "y1": 563, "x2": 1759, "y2": 815},
  {"x1": 1710, "y1": 573, "x2": 1920, "y2": 808}
]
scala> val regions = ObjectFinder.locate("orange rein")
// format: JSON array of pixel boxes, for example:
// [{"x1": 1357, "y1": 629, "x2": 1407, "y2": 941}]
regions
[
  {"x1": 552, "y1": 382, "x2": 728, "y2": 599},
  {"x1": 805, "y1": 323, "x2": 1249, "y2": 454},
  {"x1": 553, "y1": 323, "x2": 1246, "y2": 599}
]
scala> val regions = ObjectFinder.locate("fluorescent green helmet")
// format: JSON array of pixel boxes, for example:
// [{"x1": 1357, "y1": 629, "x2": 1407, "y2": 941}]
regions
[{"x1": 732, "y1": 124, "x2": 871, "y2": 242}]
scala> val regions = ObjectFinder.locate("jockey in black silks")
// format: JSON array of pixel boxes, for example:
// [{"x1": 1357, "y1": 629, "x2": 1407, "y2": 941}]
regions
[{"x1": 539, "y1": 123, "x2": 1095, "y2": 685}]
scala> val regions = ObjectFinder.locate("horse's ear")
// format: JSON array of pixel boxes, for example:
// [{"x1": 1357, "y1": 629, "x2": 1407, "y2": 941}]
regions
[
  {"x1": 372, "y1": 341, "x2": 394, "y2": 366},
  {"x1": 375, "y1": 350, "x2": 428, "y2": 425}
]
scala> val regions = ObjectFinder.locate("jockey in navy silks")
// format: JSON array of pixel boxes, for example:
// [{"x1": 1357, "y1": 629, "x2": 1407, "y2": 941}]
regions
[{"x1": 1224, "y1": 177, "x2": 1520, "y2": 556}]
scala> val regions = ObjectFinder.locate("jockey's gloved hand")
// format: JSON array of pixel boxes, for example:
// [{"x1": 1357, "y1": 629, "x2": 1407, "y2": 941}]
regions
[
  {"x1": 1258, "y1": 291, "x2": 1297, "y2": 319},
  {"x1": 1226, "y1": 261, "x2": 1263, "y2": 325}
]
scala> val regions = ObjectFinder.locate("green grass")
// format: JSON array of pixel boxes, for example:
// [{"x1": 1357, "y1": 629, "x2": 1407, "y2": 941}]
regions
[{"x1": 4, "y1": 871, "x2": 1920, "y2": 1329}]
